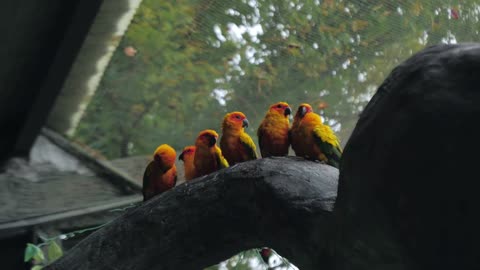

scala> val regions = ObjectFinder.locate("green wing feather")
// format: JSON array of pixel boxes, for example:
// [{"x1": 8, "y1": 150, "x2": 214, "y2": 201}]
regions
[
  {"x1": 313, "y1": 125, "x2": 342, "y2": 167},
  {"x1": 240, "y1": 132, "x2": 258, "y2": 160},
  {"x1": 215, "y1": 147, "x2": 230, "y2": 169}
]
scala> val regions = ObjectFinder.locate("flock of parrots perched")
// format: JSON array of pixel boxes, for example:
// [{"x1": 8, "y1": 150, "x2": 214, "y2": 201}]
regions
[{"x1": 142, "y1": 101, "x2": 343, "y2": 201}]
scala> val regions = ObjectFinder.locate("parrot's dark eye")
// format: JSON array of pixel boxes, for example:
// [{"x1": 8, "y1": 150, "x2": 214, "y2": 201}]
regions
[
  {"x1": 276, "y1": 104, "x2": 282, "y2": 108},
  {"x1": 235, "y1": 115, "x2": 241, "y2": 119}
]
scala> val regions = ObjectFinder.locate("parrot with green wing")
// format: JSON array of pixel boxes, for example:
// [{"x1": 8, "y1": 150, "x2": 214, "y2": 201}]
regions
[
  {"x1": 220, "y1": 111, "x2": 258, "y2": 165},
  {"x1": 290, "y1": 103, "x2": 342, "y2": 168},
  {"x1": 194, "y1": 129, "x2": 229, "y2": 178}
]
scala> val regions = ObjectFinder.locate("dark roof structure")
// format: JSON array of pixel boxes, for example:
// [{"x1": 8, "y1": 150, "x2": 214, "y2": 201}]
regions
[
  {"x1": 0, "y1": 128, "x2": 143, "y2": 270},
  {"x1": 0, "y1": 128, "x2": 142, "y2": 238},
  {"x1": 0, "y1": 0, "x2": 138, "y2": 163},
  {"x1": 0, "y1": 1, "x2": 144, "y2": 269},
  {"x1": 0, "y1": 1, "x2": 104, "y2": 162}
]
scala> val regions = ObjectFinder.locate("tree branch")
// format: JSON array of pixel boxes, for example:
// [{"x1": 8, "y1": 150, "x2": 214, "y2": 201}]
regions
[
  {"x1": 45, "y1": 157, "x2": 338, "y2": 270},
  {"x1": 46, "y1": 43, "x2": 480, "y2": 270}
]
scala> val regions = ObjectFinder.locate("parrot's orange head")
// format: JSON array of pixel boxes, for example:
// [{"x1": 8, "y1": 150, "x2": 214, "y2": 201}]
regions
[
  {"x1": 153, "y1": 144, "x2": 176, "y2": 168},
  {"x1": 223, "y1": 111, "x2": 249, "y2": 130},
  {"x1": 295, "y1": 103, "x2": 314, "y2": 119},
  {"x1": 269, "y1": 102, "x2": 292, "y2": 116},
  {"x1": 196, "y1": 129, "x2": 219, "y2": 148},
  {"x1": 179, "y1": 146, "x2": 196, "y2": 161}
]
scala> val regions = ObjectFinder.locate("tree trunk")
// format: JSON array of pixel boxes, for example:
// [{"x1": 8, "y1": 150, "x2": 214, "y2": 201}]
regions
[
  {"x1": 45, "y1": 157, "x2": 338, "y2": 270},
  {"x1": 333, "y1": 43, "x2": 480, "y2": 270}
]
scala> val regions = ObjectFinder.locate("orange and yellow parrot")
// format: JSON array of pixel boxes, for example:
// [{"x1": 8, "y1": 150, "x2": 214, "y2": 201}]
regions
[
  {"x1": 220, "y1": 111, "x2": 258, "y2": 165},
  {"x1": 179, "y1": 145, "x2": 196, "y2": 181},
  {"x1": 194, "y1": 129, "x2": 229, "y2": 178},
  {"x1": 257, "y1": 102, "x2": 292, "y2": 157},
  {"x1": 290, "y1": 103, "x2": 342, "y2": 168},
  {"x1": 290, "y1": 103, "x2": 314, "y2": 158},
  {"x1": 142, "y1": 144, "x2": 177, "y2": 201}
]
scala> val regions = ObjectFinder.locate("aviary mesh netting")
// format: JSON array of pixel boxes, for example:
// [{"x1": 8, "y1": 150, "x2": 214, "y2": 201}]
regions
[
  {"x1": 75, "y1": 0, "x2": 478, "y2": 159},
  {"x1": 74, "y1": 1, "x2": 479, "y2": 267}
]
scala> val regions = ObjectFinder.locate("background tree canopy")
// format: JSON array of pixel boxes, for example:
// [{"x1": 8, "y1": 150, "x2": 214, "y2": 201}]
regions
[{"x1": 74, "y1": 0, "x2": 477, "y2": 159}]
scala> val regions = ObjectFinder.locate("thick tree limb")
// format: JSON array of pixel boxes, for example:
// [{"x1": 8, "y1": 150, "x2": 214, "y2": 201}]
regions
[
  {"x1": 46, "y1": 157, "x2": 338, "y2": 270},
  {"x1": 334, "y1": 43, "x2": 480, "y2": 270},
  {"x1": 47, "y1": 43, "x2": 480, "y2": 270}
]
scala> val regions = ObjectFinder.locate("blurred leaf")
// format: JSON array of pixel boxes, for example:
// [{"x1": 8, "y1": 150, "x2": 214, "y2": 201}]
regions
[
  {"x1": 411, "y1": 1, "x2": 423, "y2": 16},
  {"x1": 24, "y1": 244, "x2": 36, "y2": 262},
  {"x1": 24, "y1": 243, "x2": 44, "y2": 263},
  {"x1": 47, "y1": 241, "x2": 63, "y2": 263},
  {"x1": 351, "y1": 20, "x2": 368, "y2": 32}
]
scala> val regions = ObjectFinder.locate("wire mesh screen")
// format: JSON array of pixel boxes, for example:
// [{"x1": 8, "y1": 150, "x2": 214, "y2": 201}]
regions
[{"x1": 74, "y1": 0, "x2": 477, "y2": 159}]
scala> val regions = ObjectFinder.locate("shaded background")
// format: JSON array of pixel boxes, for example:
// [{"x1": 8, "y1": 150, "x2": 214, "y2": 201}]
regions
[{"x1": 71, "y1": 0, "x2": 477, "y2": 160}]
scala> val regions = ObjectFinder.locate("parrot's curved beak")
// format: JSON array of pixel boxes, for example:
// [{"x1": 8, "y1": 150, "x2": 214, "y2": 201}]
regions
[
  {"x1": 242, "y1": 118, "x2": 249, "y2": 128},
  {"x1": 208, "y1": 135, "x2": 217, "y2": 147},
  {"x1": 299, "y1": 106, "x2": 307, "y2": 117},
  {"x1": 284, "y1": 107, "x2": 292, "y2": 116},
  {"x1": 179, "y1": 152, "x2": 184, "y2": 161}
]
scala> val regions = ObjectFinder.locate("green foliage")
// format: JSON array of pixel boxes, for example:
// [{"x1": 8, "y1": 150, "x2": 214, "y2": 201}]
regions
[
  {"x1": 24, "y1": 241, "x2": 58, "y2": 270},
  {"x1": 205, "y1": 248, "x2": 295, "y2": 270},
  {"x1": 75, "y1": 0, "x2": 236, "y2": 157},
  {"x1": 47, "y1": 241, "x2": 63, "y2": 263},
  {"x1": 24, "y1": 243, "x2": 44, "y2": 263},
  {"x1": 74, "y1": 0, "x2": 480, "y2": 158},
  {"x1": 23, "y1": 221, "x2": 113, "y2": 269}
]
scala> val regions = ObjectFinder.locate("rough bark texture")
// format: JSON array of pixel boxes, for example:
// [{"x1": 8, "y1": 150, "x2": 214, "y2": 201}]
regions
[
  {"x1": 46, "y1": 157, "x2": 338, "y2": 270},
  {"x1": 47, "y1": 43, "x2": 480, "y2": 270},
  {"x1": 334, "y1": 43, "x2": 480, "y2": 270}
]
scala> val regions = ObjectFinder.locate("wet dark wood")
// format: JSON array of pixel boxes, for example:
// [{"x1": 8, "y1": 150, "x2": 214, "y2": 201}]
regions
[
  {"x1": 45, "y1": 157, "x2": 338, "y2": 270},
  {"x1": 334, "y1": 43, "x2": 480, "y2": 270}
]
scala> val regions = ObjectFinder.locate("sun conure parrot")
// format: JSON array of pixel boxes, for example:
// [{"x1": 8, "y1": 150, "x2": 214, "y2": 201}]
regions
[
  {"x1": 142, "y1": 144, "x2": 177, "y2": 201},
  {"x1": 179, "y1": 145, "x2": 196, "y2": 181},
  {"x1": 257, "y1": 102, "x2": 292, "y2": 157},
  {"x1": 194, "y1": 129, "x2": 229, "y2": 177},
  {"x1": 290, "y1": 103, "x2": 342, "y2": 168},
  {"x1": 290, "y1": 103, "x2": 314, "y2": 158},
  {"x1": 220, "y1": 111, "x2": 258, "y2": 165}
]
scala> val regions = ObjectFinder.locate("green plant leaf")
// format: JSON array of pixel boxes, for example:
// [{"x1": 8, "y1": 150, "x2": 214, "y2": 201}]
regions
[
  {"x1": 47, "y1": 241, "x2": 63, "y2": 262},
  {"x1": 24, "y1": 243, "x2": 36, "y2": 262},
  {"x1": 24, "y1": 243, "x2": 44, "y2": 262},
  {"x1": 31, "y1": 265, "x2": 43, "y2": 270},
  {"x1": 33, "y1": 247, "x2": 45, "y2": 262}
]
